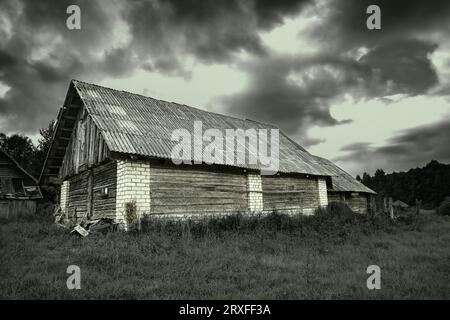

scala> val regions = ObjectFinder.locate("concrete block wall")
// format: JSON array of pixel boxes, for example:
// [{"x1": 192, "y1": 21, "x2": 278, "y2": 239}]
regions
[
  {"x1": 60, "y1": 180, "x2": 70, "y2": 215},
  {"x1": 317, "y1": 177, "x2": 328, "y2": 207},
  {"x1": 115, "y1": 160, "x2": 151, "y2": 228},
  {"x1": 247, "y1": 172, "x2": 263, "y2": 212}
]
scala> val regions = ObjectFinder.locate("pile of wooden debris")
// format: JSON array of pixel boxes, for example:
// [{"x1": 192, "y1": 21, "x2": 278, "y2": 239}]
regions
[
  {"x1": 53, "y1": 205, "x2": 118, "y2": 236},
  {"x1": 70, "y1": 218, "x2": 118, "y2": 237}
]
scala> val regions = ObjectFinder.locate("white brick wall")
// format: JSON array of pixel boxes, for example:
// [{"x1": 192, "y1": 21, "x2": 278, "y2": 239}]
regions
[
  {"x1": 247, "y1": 172, "x2": 263, "y2": 212},
  {"x1": 317, "y1": 177, "x2": 328, "y2": 207},
  {"x1": 60, "y1": 180, "x2": 70, "y2": 215},
  {"x1": 115, "y1": 160, "x2": 151, "y2": 228}
]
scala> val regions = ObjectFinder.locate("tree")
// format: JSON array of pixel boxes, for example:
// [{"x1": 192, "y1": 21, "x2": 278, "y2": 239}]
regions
[
  {"x1": 374, "y1": 169, "x2": 385, "y2": 178},
  {"x1": 37, "y1": 120, "x2": 56, "y2": 157},
  {"x1": 0, "y1": 133, "x2": 36, "y2": 174},
  {"x1": 0, "y1": 120, "x2": 56, "y2": 179},
  {"x1": 33, "y1": 120, "x2": 56, "y2": 178},
  {"x1": 358, "y1": 160, "x2": 450, "y2": 208}
]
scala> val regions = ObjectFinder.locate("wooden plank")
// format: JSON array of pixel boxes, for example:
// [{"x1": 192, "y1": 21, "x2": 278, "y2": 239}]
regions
[
  {"x1": 150, "y1": 164, "x2": 247, "y2": 214},
  {"x1": 262, "y1": 174, "x2": 318, "y2": 211}
]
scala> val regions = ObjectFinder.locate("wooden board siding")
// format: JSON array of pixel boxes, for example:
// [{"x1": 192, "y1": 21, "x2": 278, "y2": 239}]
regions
[
  {"x1": 327, "y1": 192, "x2": 345, "y2": 203},
  {"x1": 67, "y1": 161, "x2": 117, "y2": 221},
  {"x1": 59, "y1": 107, "x2": 110, "y2": 181},
  {"x1": 328, "y1": 191, "x2": 369, "y2": 214},
  {"x1": 149, "y1": 164, "x2": 248, "y2": 215},
  {"x1": 346, "y1": 194, "x2": 369, "y2": 214},
  {"x1": 91, "y1": 161, "x2": 117, "y2": 219},
  {"x1": 67, "y1": 171, "x2": 89, "y2": 221},
  {"x1": 0, "y1": 199, "x2": 36, "y2": 219},
  {"x1": 261, "y1": 174, "x2": 319, "y2": 212}
]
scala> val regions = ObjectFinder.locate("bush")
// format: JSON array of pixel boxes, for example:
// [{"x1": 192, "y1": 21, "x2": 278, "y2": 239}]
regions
[
  {"x1": 125, "y1": 201, "x2": 137, "y2": 224},
  {"x1": 437, "y1": 197, "x2": 450, "y2": 216}
]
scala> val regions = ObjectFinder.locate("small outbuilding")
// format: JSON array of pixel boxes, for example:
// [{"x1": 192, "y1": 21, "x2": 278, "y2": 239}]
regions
[
  {"x1": 312, "y1": 156, "x2": 376, "y2": 214},
  {"x1": 0, "y1": 149, "x2": 43, "y2": 219}
]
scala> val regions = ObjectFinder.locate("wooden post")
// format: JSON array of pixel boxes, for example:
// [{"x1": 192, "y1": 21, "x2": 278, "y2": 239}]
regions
[{"x1": 388, "y1": 197, "x2": 394, "y2": 219}]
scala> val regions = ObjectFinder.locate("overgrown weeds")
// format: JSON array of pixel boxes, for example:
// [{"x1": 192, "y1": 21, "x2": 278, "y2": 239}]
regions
[
  {"x1": 140, "y1": 203, "x2": 423, "y2": 243},
  {"x1": 1, "y1": 203, "x2": 448, "y2": 299},
  {"x1": 436, "y1": 197, "x2": 450, "y2": 216}
]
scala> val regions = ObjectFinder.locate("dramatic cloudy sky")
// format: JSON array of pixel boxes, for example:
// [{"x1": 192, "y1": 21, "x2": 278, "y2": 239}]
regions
[{"x1": 1, "y1": 0, "x2": 450, "y2": 175}]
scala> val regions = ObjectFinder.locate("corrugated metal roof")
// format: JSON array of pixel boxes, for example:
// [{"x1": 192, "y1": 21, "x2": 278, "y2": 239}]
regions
[
  {"x1": 312, "y1": 155, "x2": 376, "y2": 194},
  {"x1": 72, "y1": 80, "x2": 338, "y2": 176}
]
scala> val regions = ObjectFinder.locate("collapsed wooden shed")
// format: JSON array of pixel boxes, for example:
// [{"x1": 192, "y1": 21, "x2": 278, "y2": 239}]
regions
[
  {"x1": 0, "y1": 149, "x2": 43, "y2": 219},
  {"x1": 40, "y1": 80, "x2": 375, "y2": 228}
]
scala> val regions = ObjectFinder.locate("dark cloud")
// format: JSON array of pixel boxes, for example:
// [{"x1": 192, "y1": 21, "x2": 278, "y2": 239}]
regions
[
  {"x1": 0, "y1": 0, "x2": 121, "y2": 134},
  {"x1": 335, "y1": 118, "x2": 450, "y2": 175},
  {"x1": 310, "y1": 0, "x2": 450, "y2": 97},
  {"x1": 359, "y1": 39, "x2": 439, "y2": 95},
  {"x1": 310, "y1": 0, "x2": 450, "y2": 49},
  {"x1": 214, "y1": 0, "x2": 449, "y2": 146},
  {"x1": 0, "y1": 0, "x2": 449, "y2": 150},
  {"x1": 213, "y1": 54, "x2": 357, "y2": 145},
  {"x1": 0, "y1": 0, "x2": 312, "y2": 135},
  {"x1": 121, "y1": 0, "x2": 311, "y2": 63}
]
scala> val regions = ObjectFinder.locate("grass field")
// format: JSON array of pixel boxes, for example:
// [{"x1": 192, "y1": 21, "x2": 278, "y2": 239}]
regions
[{"x1": 0, "y1": 210, "x2": 449, "y2": 299}]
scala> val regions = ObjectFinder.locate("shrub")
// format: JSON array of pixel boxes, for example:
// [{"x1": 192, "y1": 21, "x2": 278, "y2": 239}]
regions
[
  {"x1": 125, "y1": 201, "x2": 137, "y2": 224},
  {"x1": 437, "y1": 197, "x2": 450, "y2": 216}
]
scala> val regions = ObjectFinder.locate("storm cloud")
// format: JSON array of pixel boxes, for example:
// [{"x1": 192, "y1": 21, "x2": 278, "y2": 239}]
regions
[
  {"x1": 0, "y1": 0, "x2": 124, "y2": 133},
  {"x1": 0, "y1": 0, "x2": 313, "y2": 134},
  {"x1": 216, "y1": 0, "x2": 450, "y2": 146},
  {"x1": 0, "y1": 0, "x2": 449, "y2": 174},
  {"x1": 335, "y1": 118, "x2": 450, "y2": 175}
]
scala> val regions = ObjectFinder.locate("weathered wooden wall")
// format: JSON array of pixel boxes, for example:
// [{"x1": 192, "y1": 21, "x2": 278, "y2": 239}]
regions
[
  {"x1": 328, "y1": 191, "x2": 369, "y2": 214},
  {"x1": 261, "y1": 174, "x2": 319, "y2": 212},
  {"x1": 0, "y1": 199, "x2": 36, "y2": 220},
  {"x1": 67, "y1": 170, "x2": 88, "y2": 221},
  {"x1": 149, "y1": 163, "x2": 248, "y2": 215},
  {"x1": 327, "y1": 192, "x2": 344, "y2": 203},
  {"x1": 59, "y1": 107, "x2": 109, "y2": 181},
  {"x1": 66, "y1": 161, "x2": 117, "y2": 221},
  {"x1": 346, "y1": 194, "x2": 369, "y2": 214},
  {"x1": 91, "y1": 161, "x2": 117, "y2": 219}
]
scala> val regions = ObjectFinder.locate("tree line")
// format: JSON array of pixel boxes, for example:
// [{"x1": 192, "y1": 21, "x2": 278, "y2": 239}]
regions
[
  {"x1": 0, "y1": 120, "x2": 55, "y2": 179},
  {"x1": 357, "y1": 160, "x2": 450, "y2": 208}
]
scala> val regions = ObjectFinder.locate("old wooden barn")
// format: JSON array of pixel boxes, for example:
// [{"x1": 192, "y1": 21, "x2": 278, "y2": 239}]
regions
[
  {"x1": 40, "y1": 80, "x2": 375, "y2": 228},
  {"x1": 0, "y1": 149, "x2": 43, "y2": 219}
]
